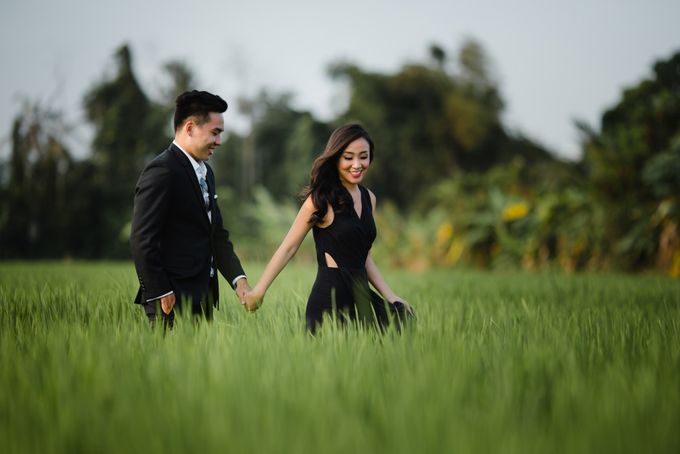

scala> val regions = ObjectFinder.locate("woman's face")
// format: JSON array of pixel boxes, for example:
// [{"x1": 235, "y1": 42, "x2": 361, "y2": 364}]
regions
[{"x1": 337, "y1": 138, "x2": 371, "y2": 188}]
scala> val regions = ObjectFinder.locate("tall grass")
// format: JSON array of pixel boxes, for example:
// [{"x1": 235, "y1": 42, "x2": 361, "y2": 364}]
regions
[{"x1": 1, "y1": 262, "x2": 679, "y2": 453}]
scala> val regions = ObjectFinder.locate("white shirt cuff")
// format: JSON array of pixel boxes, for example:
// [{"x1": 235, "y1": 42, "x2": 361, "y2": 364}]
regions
[
  {"x1": 146, "y1": 290, "x2": 174, "y2": 302},
  {"x1": 232, "y1": 275, "x2": 247, "y2": 288}
]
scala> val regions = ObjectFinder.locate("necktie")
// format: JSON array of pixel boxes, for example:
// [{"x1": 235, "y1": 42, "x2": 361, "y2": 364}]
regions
[
  {"x1": 199, "y1": 175, "x2": 209, "y2": 210},
  {"x1": 199, "y1": 171, "x2": 215, "y2": 278}
]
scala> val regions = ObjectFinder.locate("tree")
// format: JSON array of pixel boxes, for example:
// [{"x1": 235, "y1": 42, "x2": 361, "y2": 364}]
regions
[
  {"x1": 580, "y1": 50, "x2": 680, "y2": 270},
  {"x1": 215, "y1": 91, "x2": 329, "y2": 201},
  {"x1": 329, "y1": 39, "x2": 554, "y2": 208},
  {"x1": 83, "y1": 44, "x2": 171, "y2": 257},
  {"x1": 0, "y1": 103, "x2": 73, "y2": 258}
]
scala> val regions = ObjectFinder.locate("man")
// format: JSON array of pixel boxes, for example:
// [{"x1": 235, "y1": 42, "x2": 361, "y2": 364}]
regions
[{"x1": 131, "y1": 90, "x2": 250, "y2": 326}]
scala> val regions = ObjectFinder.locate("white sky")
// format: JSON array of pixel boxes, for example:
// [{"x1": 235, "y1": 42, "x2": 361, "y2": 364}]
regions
[{"x1": 1, "y1": 0, "x2": 679, "y2": 160}]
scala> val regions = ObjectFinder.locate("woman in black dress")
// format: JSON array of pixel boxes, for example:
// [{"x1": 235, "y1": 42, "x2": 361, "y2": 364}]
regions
[{"x1": 243, "y1": 123, "x2": 413, "y2": 332}]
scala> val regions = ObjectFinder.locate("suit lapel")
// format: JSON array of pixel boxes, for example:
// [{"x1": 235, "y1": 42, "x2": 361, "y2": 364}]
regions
[{"x1": 170, "y1": 144, "x2": 211, "y2": 224}]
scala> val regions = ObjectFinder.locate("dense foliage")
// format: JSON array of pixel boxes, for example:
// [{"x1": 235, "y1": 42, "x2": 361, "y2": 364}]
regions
[{"x1": 0, "y1": 42, "x2": 678, "y2": 275}]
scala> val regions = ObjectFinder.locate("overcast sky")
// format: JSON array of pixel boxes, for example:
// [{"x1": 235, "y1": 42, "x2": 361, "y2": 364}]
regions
[{"x1": 1, "y1": 0, "x2": 679, "y2": 160}]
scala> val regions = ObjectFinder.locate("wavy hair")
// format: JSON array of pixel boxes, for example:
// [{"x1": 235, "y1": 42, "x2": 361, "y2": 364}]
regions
[
  {"x1": 174, "y1": 90, "x2": 228, "y2": 130},
  {"x1": 299, "y1": 123, "x2": 374, "y2": 225}
]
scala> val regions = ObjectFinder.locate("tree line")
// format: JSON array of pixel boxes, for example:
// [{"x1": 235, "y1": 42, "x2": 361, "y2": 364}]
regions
[{"x1": 0, "y1": 41, "x2": 678, "y2": 275}]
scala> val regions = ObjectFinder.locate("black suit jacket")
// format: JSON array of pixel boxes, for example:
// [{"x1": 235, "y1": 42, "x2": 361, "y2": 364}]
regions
[{"x1": 130, "y1": 144, "x2": 244, "y2": 307}]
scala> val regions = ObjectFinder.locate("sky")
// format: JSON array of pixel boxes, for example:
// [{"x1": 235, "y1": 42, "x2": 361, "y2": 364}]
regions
[{"x1": 1, "y1": 0, "x2": 679, "y2": 161}]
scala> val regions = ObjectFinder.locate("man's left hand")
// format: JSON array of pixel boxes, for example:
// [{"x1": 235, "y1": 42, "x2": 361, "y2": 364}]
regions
[{"x1": 235, "y1": 278, "x2": 252, "y2": 305}]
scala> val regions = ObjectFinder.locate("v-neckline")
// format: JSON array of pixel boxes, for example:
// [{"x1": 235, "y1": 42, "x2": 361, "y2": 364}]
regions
[{"x1": 347, "y1": 186, "x2": 363, "y2": 219}]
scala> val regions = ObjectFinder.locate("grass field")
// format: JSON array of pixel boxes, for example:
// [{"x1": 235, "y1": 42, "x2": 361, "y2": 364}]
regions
[{"x1": 1, "y1": 261, "x2": 679, "y2": 453}]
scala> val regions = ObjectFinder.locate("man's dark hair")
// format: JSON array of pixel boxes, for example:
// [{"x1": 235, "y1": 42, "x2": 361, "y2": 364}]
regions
[{"x1": 174, "y1": 90, "x2": 228, "y2": 130}]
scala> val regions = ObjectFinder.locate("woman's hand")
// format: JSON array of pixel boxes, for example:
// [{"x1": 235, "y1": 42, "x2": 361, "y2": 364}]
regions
[{"x1": 391, "y1": 298, "x2": 415, "y2": 317}]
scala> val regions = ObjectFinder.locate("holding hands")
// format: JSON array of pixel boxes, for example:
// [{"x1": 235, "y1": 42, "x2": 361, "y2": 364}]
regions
[
  {"x1": 242, "y1": 288, "x2": 264, "y2": 312},
  {"x1": 235, "y1": 277, "x2": 263, "y2": 312}
]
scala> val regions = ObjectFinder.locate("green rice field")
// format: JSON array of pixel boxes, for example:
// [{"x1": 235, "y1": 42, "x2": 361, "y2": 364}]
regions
[{"x1": 1, "y1": 262, "x2": 679, "y2": 453}]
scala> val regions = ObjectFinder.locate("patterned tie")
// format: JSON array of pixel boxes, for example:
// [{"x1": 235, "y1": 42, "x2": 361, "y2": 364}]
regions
[
  {"x1": 199, "y1": 175, "x2": 209, "y2": 210},
  {"x1": 199, "y1": 170, "x2": 214, "y2": 278}
]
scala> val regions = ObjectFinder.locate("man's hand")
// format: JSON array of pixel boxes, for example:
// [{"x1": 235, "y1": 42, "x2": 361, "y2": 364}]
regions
[
  {"x1": 235, "y1": 278, "x2": 252, "y2": 305},
  {"x1": 160, "y1": 293, "x2": 176, "y2": 315}
]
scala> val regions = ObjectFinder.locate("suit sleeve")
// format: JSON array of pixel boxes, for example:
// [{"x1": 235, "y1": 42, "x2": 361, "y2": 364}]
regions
[
  {"x1": 209, "y1": 169, "x2": 245, "y2": 288},
  {"x1": 130, "y1": 161, "x2": 173, "y2": 299}
]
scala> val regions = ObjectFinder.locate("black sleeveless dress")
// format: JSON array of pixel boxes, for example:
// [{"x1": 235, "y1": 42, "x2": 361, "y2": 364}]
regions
[{"x1": 306, "y1": 185, "x2": 390, "y2": 333}]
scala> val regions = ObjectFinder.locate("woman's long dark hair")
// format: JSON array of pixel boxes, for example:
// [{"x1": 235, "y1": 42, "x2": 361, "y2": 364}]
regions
[{"x1": 299, "y1": 123, "x2": 374, "y2": 225}]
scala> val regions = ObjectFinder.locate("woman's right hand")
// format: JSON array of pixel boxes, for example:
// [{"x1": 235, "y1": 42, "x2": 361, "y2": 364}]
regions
[{"x1": 243, "y1": 289, "x2": 264, "y2": 312}]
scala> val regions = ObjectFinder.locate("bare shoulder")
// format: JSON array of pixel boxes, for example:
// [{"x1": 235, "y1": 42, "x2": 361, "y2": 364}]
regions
[
  {"x1": 301, "y1": 195, "x2": 316, "y2": 212},
  {"x1": 365, "y1": 187, "x2": 377, "y2": 210},
  {"x1": 300, "y1": 195, "x2": 325, "y2": 218},
  {"x1": 302, "y1": 195, "x2": 334, "y2": 228}
]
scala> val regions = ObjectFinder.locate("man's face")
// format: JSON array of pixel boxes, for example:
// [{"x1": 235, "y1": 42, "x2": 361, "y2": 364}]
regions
[{"x1": 187, "y1": 112, "x2": 224, "y2": 161}]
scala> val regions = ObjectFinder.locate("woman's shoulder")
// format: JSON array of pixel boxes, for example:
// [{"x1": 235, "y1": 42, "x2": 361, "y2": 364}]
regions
[
  {"x1": 359, "y1": 184, "x2": 375, "y2": 196},
  {"x1": 301, "y1": 194, "x2": 328, "y2": 214},
  {"x1": 302, "y1": 194, "x2": 334, "y2": 228},
  {"x1": 360, "y1": 185, "x2": 377, "y2": 208},
  {"x1": 301, "y1": 194, "x2": 315, "y2": 209}
]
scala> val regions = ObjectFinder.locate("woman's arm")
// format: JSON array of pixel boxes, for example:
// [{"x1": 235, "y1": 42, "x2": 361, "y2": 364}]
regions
[
  {"x1": 364, "y1": 189, "x2": 401, "y2": 303},
  {"x1": 243, "y1": 196, "x2": 317, "y2": 311},
  {"x1": 365, "y1": 253, "x2": 400, "y2": 303}
]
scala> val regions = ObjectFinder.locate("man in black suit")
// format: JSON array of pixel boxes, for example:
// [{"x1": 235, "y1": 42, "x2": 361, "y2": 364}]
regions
[{"x1": 130, "y1": 90, "x2": 250, "y2": 326}]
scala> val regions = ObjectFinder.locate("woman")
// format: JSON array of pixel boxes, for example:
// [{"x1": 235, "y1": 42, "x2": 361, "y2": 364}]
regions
[{"x1": 243, "y1": 123, "x2": 413, "y2": 333}]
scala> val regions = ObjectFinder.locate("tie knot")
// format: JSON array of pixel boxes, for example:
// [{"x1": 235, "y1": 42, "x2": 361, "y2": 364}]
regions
[{"x1": 197, "y1": 162, "x2": 208, "y2": 177}]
